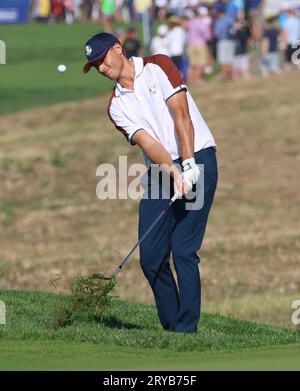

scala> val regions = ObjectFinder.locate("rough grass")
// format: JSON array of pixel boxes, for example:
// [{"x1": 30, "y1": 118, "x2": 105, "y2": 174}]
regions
[
  {"x1": 0, "y1": 69, "x2": 300, "y2": 328},
  {"x1": 52, "y1": 273, "x2": 117, "y2": 327},
  {"x1": 1, "y1": 289, "x2": 299, "y2": 353}
]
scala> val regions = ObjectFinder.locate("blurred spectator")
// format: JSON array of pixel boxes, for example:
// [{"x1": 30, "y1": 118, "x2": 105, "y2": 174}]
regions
[
  {"x1": 115, "y1": 0, "x2": 124, "y2": 22},
  {"x1": 91, "y1": 1, "x2": 101, "y2": 23},
  {"x1": 123, "y1": 27, "x2": 143, "y2": 58},
  {"x1": 187, "y1": 6, "x2": 212, "y2": 84},
  {"x1": 166, "y1": 15, "x2": 187, "y2": 73},
  {"x1": 281, "y1": 2, "x2": 300, "y2": 72},
  {"x1": 201, "y1": 5, "x2": 214, "y2": 75},
  {"x1": 114, "y1": 27, "x2": 126, "y2": 45},
  {"x1": 226, "y1": 0, "x2": 239, "y2": 19},
  {"x1": 233, "y1": 0, "x2": 245, "y2": 18},
  {"x1": 180, "y1": 15, "x2": 190, "y2": 82},
  {"x1": 120, "y1": 1, "x2": 130, "y2": 22},
  {"x1": 155, "y1": 0, "x2": 169, "y2": 21},
  {"x1": 260, "y1": 16, "x2": 281, "y2": 77},
  {"x1": 30, "y1": 0, "x2": 300, "y2": 83},
  {"x1": 279, "y1": 2, "x2": 289, "y2": 29},
  {"x1": 101, "y1": 0, "x2": 116, "y2": 32},
  {"x1": 232, "y1": 14, "x2": 251, "y2": 79},
  {"x1": 169, "y1": 0, "x2": 189, "y2": 17},
  {"x1": 80, "y1": 0, "x2": 93, "y2": 22},
  {"x1": 214, "y1": 0, "x2": 239, "y2": 20},
  {"x1": 214, "y1": 8, "x2": 235, "y2": 80},
  {"x1": 150, "y1": 24, "x2": 169, "y2": 55},
  {"x1": 32, "y1": 0, "x2": 51, "y2": 22},
  {"x1": 51, "y1": 0, "x2": 65, "y2": 22},
  {"x1": 64, "y1": 0, "x2": 75, "y2": 24},
  {"x1": 188, "y1": 0, "x2": 200, "y2": 13},
  {"x1": 127, "y1": 0, "x2": 135, "y2": 22},
  {"x1": 72, "y1": 0, "x2": 81, "y2": 21},
  {"x1": 245, "y1": 0, "x2": 264, "y2": 44}
]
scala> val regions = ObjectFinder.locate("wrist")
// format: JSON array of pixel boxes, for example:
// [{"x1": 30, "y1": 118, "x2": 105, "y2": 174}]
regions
[
  {"x1": 160, "y1": 163, "x2": 181, "y2": 178},
  {"x1": 169, "y1": 163, "x2": 182, "y2": 178}
]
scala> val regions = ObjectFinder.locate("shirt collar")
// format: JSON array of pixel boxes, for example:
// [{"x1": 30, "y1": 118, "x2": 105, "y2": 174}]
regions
[
  {"x1": 132, "y1": 56, "x2": 144, "y2": 78},
  {"x1": 115, "y1": 57, "x2": 144, "y2": 97}
]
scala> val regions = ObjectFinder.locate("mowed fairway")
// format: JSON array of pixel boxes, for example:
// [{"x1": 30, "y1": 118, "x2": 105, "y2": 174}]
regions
[
  {"x1": 0, "y1": 23, "x2": 300, "y2": 370},
  {"x1": 0, "y1": 23, "x2": 131, "y2": 114},
  {"x1": 1, "y1": 340, "x2": 299, "y2": 370}
]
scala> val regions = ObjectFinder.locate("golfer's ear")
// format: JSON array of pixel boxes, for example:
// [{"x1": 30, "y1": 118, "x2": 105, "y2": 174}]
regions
[{"x1": 114, "y1": 43, "x2": 123, "y2": 55}]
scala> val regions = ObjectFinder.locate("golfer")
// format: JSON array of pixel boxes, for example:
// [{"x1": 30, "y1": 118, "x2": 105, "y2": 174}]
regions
[{"x1": 83, "y1": 32, "x2": 218, "y2": 333}]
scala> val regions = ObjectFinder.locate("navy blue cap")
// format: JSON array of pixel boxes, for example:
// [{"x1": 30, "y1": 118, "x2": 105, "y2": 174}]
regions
[{"x1": 83, "y1": 32, "x2": 120, "y2": 73}]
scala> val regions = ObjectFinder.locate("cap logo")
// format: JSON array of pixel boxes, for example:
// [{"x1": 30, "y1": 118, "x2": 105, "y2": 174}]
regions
[{"x1": 85, "y1": 45, "x2": 92, "y2": 56}]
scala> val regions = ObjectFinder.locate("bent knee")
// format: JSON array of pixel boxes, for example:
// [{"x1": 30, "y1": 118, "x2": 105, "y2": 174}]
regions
[{"x1": 172, "y1": 248, "x2": 200, "y2": 265}]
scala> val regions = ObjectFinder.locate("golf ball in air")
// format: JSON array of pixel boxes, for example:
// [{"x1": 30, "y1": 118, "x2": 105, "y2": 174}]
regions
[{"x1": 57, "y1": 64, "x2": 67, "y2": 73}]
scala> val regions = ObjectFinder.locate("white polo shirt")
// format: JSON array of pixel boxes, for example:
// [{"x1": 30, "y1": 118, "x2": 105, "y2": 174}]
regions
[
  {"x1": 107, "y1": 55, "x2": 216, "y2": 164},
  {"x1": 166, "y1": 26, "x2": 187, "y2": 57}
]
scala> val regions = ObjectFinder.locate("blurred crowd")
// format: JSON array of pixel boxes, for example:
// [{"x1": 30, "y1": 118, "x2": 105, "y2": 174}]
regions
[
  {"x1": 149, "y1": 1, "x2": 300, "y2": 82},
  {"x1": 31, "y1": 0, "x2": 300, "y2": 83},
  {"x1": 31, "y1": 0, "x2": 136, "y2": 25}
]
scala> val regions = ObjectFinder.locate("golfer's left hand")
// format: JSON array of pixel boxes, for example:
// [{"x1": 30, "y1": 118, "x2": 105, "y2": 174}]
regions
[{"x1": 181, "y1": 157, "x2": 201, "y2": 193}]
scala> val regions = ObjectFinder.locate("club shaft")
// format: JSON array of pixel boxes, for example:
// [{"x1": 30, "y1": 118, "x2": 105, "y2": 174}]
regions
[{"x1": 111, "y1": 194, "x2": 178, "y2": 278}]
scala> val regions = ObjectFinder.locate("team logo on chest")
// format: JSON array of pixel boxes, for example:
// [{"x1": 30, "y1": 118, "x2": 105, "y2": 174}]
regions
[{"x1": 149, "y1": 84, "x2": 158, "y2": 95}]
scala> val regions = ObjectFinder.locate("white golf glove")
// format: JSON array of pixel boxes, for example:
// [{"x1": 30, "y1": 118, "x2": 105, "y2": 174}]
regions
[{"x1": 181, "y1": 157, "x2": 201, "y2": 190}]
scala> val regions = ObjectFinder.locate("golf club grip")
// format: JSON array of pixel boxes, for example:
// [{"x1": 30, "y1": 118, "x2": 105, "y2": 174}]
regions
[
  {"x1": 111, "y1": 193, "x2": 179, "y2": 278},
  {"x1": 171, "y1": 193, "x2": 179, "y2": 202},
  {"x1": 162, "y1": 192, "x2": 179, "y2": 212}
]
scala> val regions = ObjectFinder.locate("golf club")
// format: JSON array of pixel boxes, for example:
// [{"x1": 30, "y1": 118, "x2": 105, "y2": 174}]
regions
[{"x1": 110, "y1": 192, "x2": 179, "y2": 279}]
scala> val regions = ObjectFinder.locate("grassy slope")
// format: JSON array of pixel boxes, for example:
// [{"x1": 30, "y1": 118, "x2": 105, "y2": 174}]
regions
[{"x1": 0, "y1": 289, "x2": 300, "y2": 370}]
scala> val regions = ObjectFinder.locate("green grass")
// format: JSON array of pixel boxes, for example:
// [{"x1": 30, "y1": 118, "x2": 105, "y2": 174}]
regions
[
  {"x1": 0, "y1": 23, "x2": 136, "y2": 114},
  {"x1": 1, "y1": 340, "x2": 300, "y2": 370},
  {"x1": 0, "y1": 289, "x2": 300, "y2": 370}
]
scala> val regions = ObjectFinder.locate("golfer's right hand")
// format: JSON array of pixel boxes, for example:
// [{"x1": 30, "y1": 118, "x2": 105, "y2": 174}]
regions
[
  {"x1": 169, "y1": 164, "x2": 191, "y2": 197},
  {"x1": 173, "y1": 169, "x2": 192, "y2": 197},
  {"x1": 173, "y1": 171, "x2": 183, "y2": 197}
]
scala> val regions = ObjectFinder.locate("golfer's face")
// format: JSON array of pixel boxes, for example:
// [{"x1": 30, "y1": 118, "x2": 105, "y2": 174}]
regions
[{"x1": 93, "y1": 44, "x2": 123, "y2": 81}]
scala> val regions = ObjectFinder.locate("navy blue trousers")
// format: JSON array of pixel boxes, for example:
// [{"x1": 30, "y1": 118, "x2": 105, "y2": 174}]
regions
[{"x1": 138, "y1": 147, "x2": 218, "y2": 333}]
